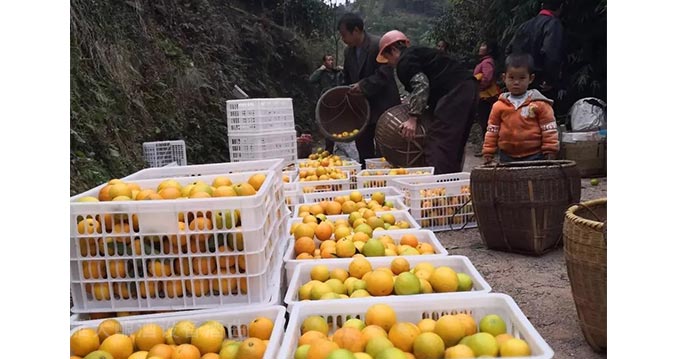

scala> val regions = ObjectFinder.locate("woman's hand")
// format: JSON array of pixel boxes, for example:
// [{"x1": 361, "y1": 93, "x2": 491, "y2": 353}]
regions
[{"x1": 400, "y1": 116, "x2": 418, "y2": 140}]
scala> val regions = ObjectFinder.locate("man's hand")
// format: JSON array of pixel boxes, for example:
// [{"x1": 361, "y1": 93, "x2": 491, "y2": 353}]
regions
[
  {"x1": 399, "y1": 116, "x2": 418, "y2": 140},
  {"x1": 318, "y1": 65, "x2": 327, "y2": 71},
  {"x1": 483, "y1": 154, "x2": 494, "y2": 164},
  {"x1": 349, "y1": 82, "x2": 362, "y2": 95}
]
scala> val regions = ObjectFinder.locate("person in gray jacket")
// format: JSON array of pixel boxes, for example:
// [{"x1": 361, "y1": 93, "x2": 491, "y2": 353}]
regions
[{"x1": 338, "y1": 13, "x2": 400, "y2": 168}]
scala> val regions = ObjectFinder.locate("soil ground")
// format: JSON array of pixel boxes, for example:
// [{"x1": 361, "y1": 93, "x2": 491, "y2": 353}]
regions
[{"x1": 434, "y1": 141, "x2": 607, "y2": 358}]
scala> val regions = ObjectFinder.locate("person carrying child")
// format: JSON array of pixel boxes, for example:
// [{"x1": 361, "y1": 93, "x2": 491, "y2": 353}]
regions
[{"x1": 482, "y1": 53, "x2": 559, "y2": 164}]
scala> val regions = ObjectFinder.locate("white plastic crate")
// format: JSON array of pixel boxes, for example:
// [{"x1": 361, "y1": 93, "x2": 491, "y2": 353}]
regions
[
  {"x1": 301, "y1": 186, "x2": 403, "y2": 203},
  {"x1": 70, "y1": 171, "x2": 288, "y2": 312},
  {"x1": 284, "y1": 227, "x2": 445, "y2": 283},
  {"x1": 123, "y1": 159, "x2": 284, "y2": 183},
  {"x1": 284, "y1": 255, "x2": 492, "y2": 311},
  {"x1": 71, "y1": 220, "x2": 288, "y2": 313},
  {"x1": 279, "y1": 293, "x2": 554, "y2": 359},
  {"x1": 356, "y1": 167, "x2": 435, "y2": 189},
  {"x1": 389, "y1": 172, "x2": 477, "y2": 232},
  {"x1": 295, "y1": 170, "x2": 352, "y2": 194},
  {"x1": 283, "y1": 169, "x2": 300, "y2": 212},
  {"x1": 227, "y1": 98, "x2": 295, "y2": 133},
  {"x1": 229, "y1": 130, "x2": 298, "y2": 165},
  {"x1": 296, "y1": 159, "x2": 362, "y2": 177},
  {"x1": 142, "y1": 140, "x2": 187, "y2": 167},
  {"x1": 365, "y1": 157, "x2": 391, "y2": 169},
  {"x1": 73, "y1": 305, "x2": 288, "y2": 359}
]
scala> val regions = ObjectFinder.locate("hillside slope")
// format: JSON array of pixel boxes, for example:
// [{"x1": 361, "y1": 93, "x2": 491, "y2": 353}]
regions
[{"x1": 70, "y1": 0, "x2": 318, "y2": 195}]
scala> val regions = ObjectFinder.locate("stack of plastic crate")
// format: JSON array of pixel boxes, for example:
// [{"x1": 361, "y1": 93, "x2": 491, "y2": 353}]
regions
[
  {"x1": 142, "y1": 140, "x2": 187, "y2": 167},
  {"x1": 227, "y1": 98, "x2": 297, "y2": 166},
  {"x1": 69, "y1": 159, "x2": 289, "y2": 324}
]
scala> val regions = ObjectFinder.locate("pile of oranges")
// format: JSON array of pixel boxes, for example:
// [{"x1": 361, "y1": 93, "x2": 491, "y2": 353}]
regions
[
  {"x1": 293, "y1": 304, "x2": 532, "y2": 359},
  {"x1": 70, "y1": 316, "x2": 275, "y2": 359},
  {"x1": 295, "y1": 191, "x2": 395, "y2": 217}
]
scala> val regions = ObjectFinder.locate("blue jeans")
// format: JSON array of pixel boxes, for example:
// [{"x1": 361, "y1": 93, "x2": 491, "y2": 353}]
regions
[{"x1": 499, "y1": 151, "x2": 545, "y2": 163}]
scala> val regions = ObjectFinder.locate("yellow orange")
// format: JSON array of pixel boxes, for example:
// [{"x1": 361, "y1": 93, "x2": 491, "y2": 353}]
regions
[
  {"x1": 388, "y1": 322, "x2": 420, "y2": 352},
  {"x1": 306, "y1": 339, "x2": 338, "y2": 359},
  {"x1": 191, "y1": 324, "x2": 225, "y2": 354},
  {"x1": 135, "y1": 323, "x2": 165, "y2": 351},
  {"x1": 248, "y1": 317, "x2": 274, "y2": 340},
  {"x1": 148, "y1": 343, "x2": 175, "y2": 359},
  {"x1": 236, "y1": 337, "x2": 266, "y2": 359},
  {"x1": 97, "y1": 319, "x2": 123, "y2": 342},
  {"x1": 365, "y1": 270, "x2": 394, "y2": 296},
  {"x1": 100, "y1": 333, "x2": 134, "y2": 359},
  {"x1": 365, "y1": 304, "x2": 397, "y2": 332},
  {"x1": 172, "y1": 343, "x2": 202, "y2": 359},
  {"x1": 70, "y1": 328, "x2": 100, "y2": 356},
  {"x1": 298, "y1": 331, "x2": 327, "y2": 346}
]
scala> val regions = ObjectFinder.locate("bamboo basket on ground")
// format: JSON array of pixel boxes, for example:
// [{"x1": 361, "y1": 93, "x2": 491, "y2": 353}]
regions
[
  {"x1": 471, "y1": 160, "x2": 581, "y2": 255},
  {"x1": 564, "y1": 198, "x2": 607, "y2": 352}
]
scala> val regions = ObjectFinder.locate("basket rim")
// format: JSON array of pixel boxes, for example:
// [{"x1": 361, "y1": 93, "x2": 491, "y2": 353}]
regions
[
  {"x1": 566, "y1": 197, "x2": 607, "y2": 230},
  {"x1": 315, "y1": 86, "x2": 370, "y2": 143},
  {"x1": 475, "y1": 160, "x2": 578, "y2": 171}
]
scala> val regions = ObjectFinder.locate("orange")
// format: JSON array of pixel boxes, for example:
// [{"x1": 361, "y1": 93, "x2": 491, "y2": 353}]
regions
[
  {"x1": 332, "y1": 327, "x2": 365, "y2": 352},
  {"x1": 309, "y1": 204, "x2": 324, "y2": 216},
  {"x1": 159, "y1": 186, "x2": 182, "y2": 200},
  {"x1": 71, "y1": 328, "x2": 101, "y2": 356},
  {"x1": 127, "y1": 352, "x2": 149, "y2": 359},
  {"x1": 191, "y1": 324, "x2": 225, "y2": 354},
  {"x1": 172, "y1": 343, "x2": 201, "y2": 359},
  {"x1": 301, "y1": 316, "x2": 330, "y2": 336},
  {"x1": 455, "y1": 313, "x2": 477, "y2": 336},
  {"x1": 329, "y1": 268, "x2": 349, "y2": 282},
  {"x1": 148, "y1": 260, "x2": 174, "y2": 277},
  {"x1": 78, "y1": 217, "x2": 102, "y2": 234},
  {"x1": 341, "y1": 201, "x2": 357, "y2": 215},
  {"x1": 348, "y1": 257, "x2": 372, "y2": 279},
  {"x1": 444, "y1": 344, "x2": 475, "y2": 358},
  {"x1": 97, "y1": 319, "x2": 123, "y2": 342},
  {"x1": 138, "y1": 281, "x2": 159, "y2": 298},
  {"x1": 365, "y1": 270, "x2": 394, "y2": 296},
  {"x1": 247, "y1": 173, "x2": 267, "y2": 191},
  {"x1": 294, "y1": 236, "x2": 316, "y2": 256},
  {"x1": 201, "y1": 352, "x2": 220, "y2": 359},
  {"x1": 314, "y1": 222, "x2": 333, "y2": 241},
  {"x1": 428, "y1": 267, "x2": 458, "y2": 293},
  {"x1": 99, "y1": 184, "x2": 114, "y2": 201},
  {"x1": 148, "y1": 343, "x2": 175, "y2": 359},
  {"x1": 364, "y1": 336, "x2": 394, "y2": 358},
  {"x1": 186, "y1": 279, "x2": 211, "y2": 297},
  {"x1": 325, "y1": 201, "x2": 342, "y2": 215},
  {"x1": 416, "y1": 319, "x2": 436, "y2": 333},
  {"x1": 248, "y1": 317, "x2": 274, "y2": 340},
  {"x1": 100, "y1": 333, "x2": 134, "y2": 359},
  {"x1": 298, "y1": 330, "x2": 327, "y2": 346},
  {"x1": 191, "y1": 257, "x2": 216, "y2": 275},
  {"x1": 236, "y1": 337, "x2": 266, "y2": 359},
  {"x1": 82, "y1": 260, "x2": 107, "y2": 279},
  {"x1": 108, "y1": 260, "x2": 128, "y2": 278},
  {"x1": 433, "y1": 315, "x2": 464, "y2": 347},
  {"x1": 388, "y1": 322, "x2": 420, "y2": 352},
  {"x1": 188, "y1": 217, "x2": 213, "y2": 243},
  {"x1": 294, "y1": 223, "x2": 315, "y2": 240},
  {"x1": 495, "y1": 333, "x2": 515, "y2": 348},
  {"x1": 390, "y1": 257, "x2": 410, "y2": 275},
  {"x1": 360, "y1": 325, "x2": 388, "y2": 344},
  {"x1": 412, "y1": 332, "x2": 445, "y2": 359},
  {"x1": 296, "y1": 253, "x2": 314, "y2": 260},
  {"x1": 365, "y1": 304, "x2": 397, "y2": 332},
  {"x1": 306, "y1": 339, "x2": 338, "y2": 359},
  {"x1": 212, "y1": 176, "x2": 233, "y2": 188},
  {"x1": 499, "y1": 338, "x2": 531, "y2": 357},
  {"x1": 399, "y1": 234, "x2": 419, "y2": 248},
  {"x1": 320, "y1": 247, "x2": 337, "y2": 259},
  {"x1": 164, "y1": 280, "x2": 185, "y2": 298},
  {"x1": 415, "y1": 243, "x2": 434, "y2": 254},
  {"x1": 135, "y1": 323, "x2": 165, "y2": 351},
  {"x1": 91, "y1": 282, "x2": 111, "y2": 301}
]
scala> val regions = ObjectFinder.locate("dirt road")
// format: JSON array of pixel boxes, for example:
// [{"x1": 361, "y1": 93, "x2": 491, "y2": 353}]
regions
[{"x1": 435, "y1": 143, "x2": 607, "y2": 358}]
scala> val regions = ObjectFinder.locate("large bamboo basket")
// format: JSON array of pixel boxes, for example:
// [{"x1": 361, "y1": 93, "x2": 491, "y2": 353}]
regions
[
  {"x1": 471, "y1": 160, "x2": 581, "y2": 255},
  {"x1": 315, "y1": 86, "x2": 370, "y2": 143},
  {"x1": 375, "y1": 104, "x2": 427, "y2": 168},
  {"x1": 564, "y1": 198, "x2": 607, "y2": 352}
]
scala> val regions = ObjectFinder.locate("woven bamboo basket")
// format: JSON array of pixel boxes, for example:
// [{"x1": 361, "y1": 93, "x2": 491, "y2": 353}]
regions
[
  {"x1": 471, "y1": 160, "x2": 581, "y2": 255},
  {"x1": 375, "y1": 104, "x2": 428, "y2": 167},
  {"x1": 315, "y1": 86, "x2": 370, "y2": 143},
  {"x1": 564, "y1": 198, "x2": 607, "y2": 352}
]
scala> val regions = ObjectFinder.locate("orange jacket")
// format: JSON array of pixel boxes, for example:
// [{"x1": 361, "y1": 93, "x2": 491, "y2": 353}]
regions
[{"x1": 482, "y1": 90, "x2": 559, "y2": 158}]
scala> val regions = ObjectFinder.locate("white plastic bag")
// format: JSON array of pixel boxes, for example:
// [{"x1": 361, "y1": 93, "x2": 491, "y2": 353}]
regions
[{"x1": 569, "y1": 97, "x2": 607, "y2": 132}]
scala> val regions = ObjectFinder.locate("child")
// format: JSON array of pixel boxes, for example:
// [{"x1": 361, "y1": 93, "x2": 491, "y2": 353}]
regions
[
  {"x1": 473, "y1": 41, "x2": 501, "y2": 157},
  {"x1": 482, "y1": 53, "x2": 559, "y2": 164}
]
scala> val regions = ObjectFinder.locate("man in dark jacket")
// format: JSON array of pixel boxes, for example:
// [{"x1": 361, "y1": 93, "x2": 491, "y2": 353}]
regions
[
  {"x1": 506, "y1": 0, "x2": 565, "y2": 101},
  {"x1": 338, "y1": 13, "x2": 401, "y2": 168},
  {"x1": 377, "y1": 30, "x2": 479, "y2": 174},
  {"x1": 309, "y1": 54, "x2": 344, "y2": 153}
]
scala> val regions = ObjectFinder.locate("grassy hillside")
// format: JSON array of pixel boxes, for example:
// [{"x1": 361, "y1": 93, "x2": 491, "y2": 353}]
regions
[{"x1": 70, "y1": 0, "x2": 320, "y2": 195}]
